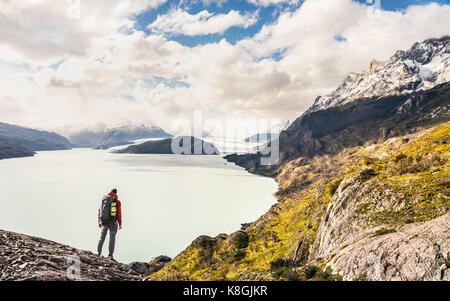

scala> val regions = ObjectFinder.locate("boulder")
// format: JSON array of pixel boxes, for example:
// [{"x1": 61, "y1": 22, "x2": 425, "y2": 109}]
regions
[
  {"x1": 130, "y1": 262, "x2": 151, "y2": 275},
  {"x1": 148, "y1": 255, "x2": 172, "y2": 274},
  {"x1": 229, "y1": 231, "x2": 249, "y2": 249},
  {"x1": 192, "y1": 235, "x2": 216, "y2": 249}
]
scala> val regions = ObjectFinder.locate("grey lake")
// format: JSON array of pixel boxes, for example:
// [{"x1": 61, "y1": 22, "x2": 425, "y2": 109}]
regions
[{"x1": 0, "y1": 149, "x2": 277, "y2": 263}]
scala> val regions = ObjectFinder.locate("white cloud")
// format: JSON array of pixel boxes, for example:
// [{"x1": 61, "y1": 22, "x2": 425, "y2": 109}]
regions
[
  {"x1": 148, "y1": 8, "x2": 258, "y2": 36},
  {"x1": 185, "y1": 0, "x2": 300, "y2": 6},
  {"x1": 0, "y1": 0, "x2": 167, "y2": 64},
  {"x1": 0, "y1": 0, "x2": 449, "y2": 134},
  {"x1": 237, "y1": 1, "x2": 450, "y2": 111},
  {"x1": 192, "y1": 0, "x2": 229, "y2": 6},
  {"x1": 248, "y1": 0, "x2": 301, "y2": 7}
]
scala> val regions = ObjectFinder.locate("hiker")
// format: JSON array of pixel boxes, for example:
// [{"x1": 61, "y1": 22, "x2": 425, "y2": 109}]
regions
[{"x1": 97, "y1": 188, "x2": 122, "y2": 260}]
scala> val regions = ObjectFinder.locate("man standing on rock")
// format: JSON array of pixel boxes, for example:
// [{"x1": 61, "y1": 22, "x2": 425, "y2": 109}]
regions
[{"x1": 97, "y1": 188, "x2": 122, "y2": 261}]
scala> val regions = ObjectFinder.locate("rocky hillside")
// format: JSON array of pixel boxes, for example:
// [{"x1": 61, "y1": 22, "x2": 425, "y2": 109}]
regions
[
  {"x1": 0, "y1": 122, "x2": 72, "y2": 152},
  {"x1": 226, "y1": 81, "x2": 450, "y2": 175},
  {"x1": 0, "y1": 230, "x2": 142, "y2": 281},
  {"x1": 0, "y1": 137, "x2": 35, "y2": 160},
  {"x1": 307, "y1": 36, "x2": 450, "y2": 113},
  {"x1": 148, "y1": 122, "x2": 450, "y2": 281}
]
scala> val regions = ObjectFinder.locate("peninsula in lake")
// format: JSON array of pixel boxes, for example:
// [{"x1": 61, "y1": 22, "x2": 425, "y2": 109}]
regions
[{"x1": 115, "y1": 136, "x2": 220, "y2": 155}]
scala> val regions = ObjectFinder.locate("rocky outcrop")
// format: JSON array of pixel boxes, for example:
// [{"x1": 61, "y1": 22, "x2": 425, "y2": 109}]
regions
[
  {"x1": 0, "y1": 230, "x2": 142, "y2": 281},
  {"x1": 313, "y1": 165, "x2": 450, "y2": 281},
  {"x1": 130, "y1": 255, "x2": 172, "y2": 275},
  {"x1": 362, "y1": 59, "x2": 385, "y2": 77},
  {"x1": 317, "y1": 213, "x2": 450, "y2": 281},
  {"x1": 229, "y1": 231, "x2": 249, "y2": 249},
  {"x1": 148, "y1": 256, "x2": 172, "y2": 273},
  {"x1": 129, "y1": 262, "x2": 151, "y2": 275}
]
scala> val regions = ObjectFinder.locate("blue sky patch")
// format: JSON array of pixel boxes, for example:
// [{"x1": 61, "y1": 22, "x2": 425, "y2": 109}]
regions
[
  {"x1": 132, "y1": 0, "x2": 448, "y2": 49},
  {"x1": 334, "y1": 35, "x2": 347, "y2": 43},
  {"x1": 140, "y1": 76, "x2": 191, "y2": 89},
  {"x1": 133, "y1": 0, "x2": 302, "y2": 46}
]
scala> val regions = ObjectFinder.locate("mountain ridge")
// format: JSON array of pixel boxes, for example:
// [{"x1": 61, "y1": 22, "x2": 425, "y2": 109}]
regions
[
  {"x1": 226, "y1": 81, "x2": 450, "y2": 175},
  {"x1": 0, "y1": 122, "x2": 73, "y2": 159},
  {"x1": 307, "y1": 36, "x2": 450, "y2": 113},
  {"x1": 0, "y1": 122, "x2": 72, "y2": 151},
  {"x1": 68, "y1": 124, "x2": 172, "y2": 149}
]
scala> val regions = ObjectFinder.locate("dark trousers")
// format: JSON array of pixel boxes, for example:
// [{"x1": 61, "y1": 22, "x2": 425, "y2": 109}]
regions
[{"x1": 97, "y1": 222, "x2": 118, "y2": 256}]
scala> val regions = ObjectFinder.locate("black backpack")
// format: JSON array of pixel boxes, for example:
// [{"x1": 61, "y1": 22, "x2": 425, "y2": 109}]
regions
[{"x1": 100, "y1": 195, "x2": 118, "y2": 225}]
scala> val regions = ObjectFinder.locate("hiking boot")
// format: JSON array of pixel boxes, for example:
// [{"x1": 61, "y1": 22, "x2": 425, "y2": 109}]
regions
[{"x1": 108, "y1": 255, "x2": 116, "y2": 262}]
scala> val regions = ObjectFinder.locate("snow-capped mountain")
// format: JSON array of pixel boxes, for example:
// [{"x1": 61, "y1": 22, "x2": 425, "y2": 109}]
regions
[
  {"x1": 307, "y1": 36, "x2": 450, "y2": 113},
  {"x1": 68, "y1": 122, "x2": 172, "y2": 149},
  {"x1": 244, "y1": 120, "x2": 291, "y2": 143},
  {"x1": 271, "y1": 120, "x2": 291, "y2": 132}
]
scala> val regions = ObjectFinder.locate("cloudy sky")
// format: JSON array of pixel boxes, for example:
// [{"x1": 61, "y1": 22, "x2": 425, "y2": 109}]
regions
[{"x1": 0, "y1": 0, "x2": 449, "y2": 135}]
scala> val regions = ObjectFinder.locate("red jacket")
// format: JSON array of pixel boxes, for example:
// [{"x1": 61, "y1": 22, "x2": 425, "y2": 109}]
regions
[{"x1": 98, "y1": 192, "x2": 122, "y2": 226}]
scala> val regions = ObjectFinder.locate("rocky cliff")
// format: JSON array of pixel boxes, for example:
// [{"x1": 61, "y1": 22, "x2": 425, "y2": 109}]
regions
[{"x1": 0, "y1": 230, "x2": 142, "y2": 281}]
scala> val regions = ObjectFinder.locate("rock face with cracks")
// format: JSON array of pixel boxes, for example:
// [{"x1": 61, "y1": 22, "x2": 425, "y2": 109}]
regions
[
  {"x1": 320, "y1": 214, "x2": 450, "y2": 281},
  {"x1": 315, "y1": 173, "x2": 450, "y2": 281}
]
